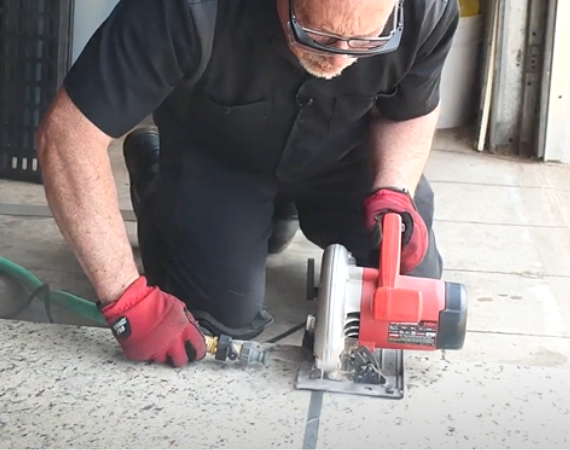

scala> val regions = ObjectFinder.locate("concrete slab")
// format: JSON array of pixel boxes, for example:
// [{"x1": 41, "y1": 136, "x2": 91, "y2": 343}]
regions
[
  {"x1": 540, "y1": 163, "x2": 570, "y2": 192},
  {"x1": 0, "y1": 319, "x2": 311, "y2": 449},
  {"x1": 444, "y1": 270, "x2": 570, "y2": 338},
  {"x1": 317, "y1": 355, "x2": 570, "y2": 449},
  {"x1": 0, "y1": 216, "x2": 86, "y2": 275},
  {"x1": 3, "y1": 320, "x2": 570, "y2": 449},
  {"x1": 427, "y1": 143, "x2": 570, "y2": 196},
  {"x1": 0, "y1": 215, "x2": 101, "y2": 326},
  {"x1": 435, "y1": 220, "x2": 570, "y2": 277},
  {"x1": 425, "y1": 149, "x2": 547, "y2": 188},
  {"x1": 448, "y1": 331, "x2": 570, "y2": 369},
  {"x1": 0, "y1": 179, "x2": 45, "y2": 205},
  {"x1": 433, "y1": 181, "x2": 570, "y2": 227}
]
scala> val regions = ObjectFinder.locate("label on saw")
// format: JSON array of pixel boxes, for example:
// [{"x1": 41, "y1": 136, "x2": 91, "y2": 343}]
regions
[{"x1": 387, "y1": 321, "x2": 437, "y2": 347}]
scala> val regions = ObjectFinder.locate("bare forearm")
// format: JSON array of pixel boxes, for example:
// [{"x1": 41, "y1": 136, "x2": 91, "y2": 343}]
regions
[
  {"x1": 36, "y1": 93, "x2": 139, "y2": 304},
  {"x1": 369, "y1": 106, "x2": 440, "y2": 195}
]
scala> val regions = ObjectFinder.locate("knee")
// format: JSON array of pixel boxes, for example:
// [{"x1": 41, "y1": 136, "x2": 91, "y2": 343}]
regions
[
  {"x1": 415, "y1": 175, "x2": 435, "y2": 205},
  {"x1": 409, "y1": 229, "x2": 443, "y2": 279}
]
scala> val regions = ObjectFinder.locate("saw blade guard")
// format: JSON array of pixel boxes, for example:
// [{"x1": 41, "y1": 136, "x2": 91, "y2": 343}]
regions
[{"x1": 312, "y1": 244, "x2": 363, "y2": 373}]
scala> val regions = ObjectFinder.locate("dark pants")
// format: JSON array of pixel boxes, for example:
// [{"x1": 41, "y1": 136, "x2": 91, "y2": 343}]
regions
[{"x1": 136, "y1": 141, "x2": 442, "y2": 338}]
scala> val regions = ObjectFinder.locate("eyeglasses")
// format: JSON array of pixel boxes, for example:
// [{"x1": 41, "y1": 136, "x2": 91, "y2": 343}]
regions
[{"x1": 286, "y1": 0, "x2": 404, "y2": 58}]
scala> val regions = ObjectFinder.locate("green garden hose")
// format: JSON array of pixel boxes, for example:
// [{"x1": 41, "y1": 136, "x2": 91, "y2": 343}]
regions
[
  {"x1": 0, "y1": 256, "x2": 107, "y2": 326},
  {"x1": 0, "y1": 256, "x2": 305, "y2": 346}
]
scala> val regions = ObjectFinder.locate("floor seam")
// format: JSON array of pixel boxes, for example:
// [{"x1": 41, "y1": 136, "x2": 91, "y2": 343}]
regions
[
  {"x1": 262, "y1": 329, "x2": 324, "y2": 449},
  {"x1": 430, "y1": 180, "x2": 570, "y2": 191},
  {"x1": 434, "y1": 219, "x2": 570, "y2": 228},
  {"x1": 467, "y1": 329, "x2": 570, "y2": 339},
  {"x1": 302, "y1": 391, "x2": 324, "y2": 449},
  {"x1": 442, "y1": 267, "x2": 570, "y2": 279}
]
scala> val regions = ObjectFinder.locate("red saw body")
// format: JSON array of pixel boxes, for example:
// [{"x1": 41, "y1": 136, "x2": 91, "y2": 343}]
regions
[
  {"x1": 297, "y1": 212, "x2": 468, "y2": 399},
  {"x1": 358, "y1": 213, "x2": 465, "y2": 351}
]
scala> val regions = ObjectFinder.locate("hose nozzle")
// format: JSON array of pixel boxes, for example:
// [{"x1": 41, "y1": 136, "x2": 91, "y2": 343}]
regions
[{"x1": 204, "y1": 335, "x2": 267, "y2": 366}]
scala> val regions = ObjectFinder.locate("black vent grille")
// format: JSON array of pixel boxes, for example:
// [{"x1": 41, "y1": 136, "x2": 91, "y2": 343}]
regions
[{"x1": 0, "y1": 0, "x2": 74, "y2": 183}]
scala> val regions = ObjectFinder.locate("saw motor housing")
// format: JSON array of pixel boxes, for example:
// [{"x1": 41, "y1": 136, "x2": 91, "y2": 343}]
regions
[{"x1": 300, "y1": 213, "x2": 468, "y2": 393}]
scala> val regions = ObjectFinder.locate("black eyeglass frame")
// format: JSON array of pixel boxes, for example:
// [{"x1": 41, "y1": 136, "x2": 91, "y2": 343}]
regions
[{"x1": 286, "y1": 0, "x2": 405, "y2": 58}]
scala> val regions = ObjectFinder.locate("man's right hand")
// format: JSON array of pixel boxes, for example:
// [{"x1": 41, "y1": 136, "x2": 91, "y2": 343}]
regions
[{"x1": 99, "y1": 276, "x2": 207, "y2": 367}]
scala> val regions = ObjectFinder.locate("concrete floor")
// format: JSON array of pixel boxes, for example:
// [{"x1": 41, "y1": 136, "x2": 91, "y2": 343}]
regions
[{"x1": 2, "y1": 128, "x2": 570, "y2": 447}]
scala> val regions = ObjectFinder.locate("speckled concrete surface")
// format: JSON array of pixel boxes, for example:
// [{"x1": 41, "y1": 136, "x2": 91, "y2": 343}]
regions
[
  {"x1": 317, "y1": 355, "x2": 570, "y2": 449},
  {"x1": 0, "y1": 319, "x2": 310, "y2": 449},
  {"x1": 2, "y1": 319, "x2": 570, "y2": 449}
]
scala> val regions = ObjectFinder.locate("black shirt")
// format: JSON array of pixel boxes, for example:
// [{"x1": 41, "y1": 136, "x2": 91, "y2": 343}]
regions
[{"x1": 63, "y1": 0, "x2": 459, "y2": 178}]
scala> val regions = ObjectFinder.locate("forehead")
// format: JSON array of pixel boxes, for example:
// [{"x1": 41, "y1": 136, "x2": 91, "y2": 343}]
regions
[{"x1": 294, "y1": 0, "x2": 397, "y2": 36}]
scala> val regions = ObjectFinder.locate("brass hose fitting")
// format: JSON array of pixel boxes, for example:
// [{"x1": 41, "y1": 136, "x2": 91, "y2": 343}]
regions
[
  {"x1": 203, "y1": 334, "x2": 267, "y2": 366},
  {"x1": 204, "y1": 336, "x2": 219, "y2": 355}
]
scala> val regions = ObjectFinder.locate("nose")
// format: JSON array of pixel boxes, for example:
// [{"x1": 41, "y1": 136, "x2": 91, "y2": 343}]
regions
[{"x1": 328, "y1": 41, "x2": 356, "y2": 67}]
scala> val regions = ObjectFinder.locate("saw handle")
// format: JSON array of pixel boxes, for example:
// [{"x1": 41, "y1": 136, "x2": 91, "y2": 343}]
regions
[
  {"x1": 378, "y1": 213, "x2": 403, "y2": 288},
  {"x1": 372, "y1": 212, "x2": 423, "y2": 323}
]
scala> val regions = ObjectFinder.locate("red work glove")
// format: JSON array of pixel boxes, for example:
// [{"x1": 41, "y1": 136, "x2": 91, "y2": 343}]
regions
[
  {"x1": 363, "y1": 187, "x2": 429, "y2": 274},
  {"x1": 100, "y1": 276, "x2": 207, "y2": 367}
]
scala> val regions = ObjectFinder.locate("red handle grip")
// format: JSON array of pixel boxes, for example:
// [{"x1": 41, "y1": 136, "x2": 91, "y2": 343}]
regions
[{"x1": 378, "y1": 213, "x2": 403, "y2": 288}]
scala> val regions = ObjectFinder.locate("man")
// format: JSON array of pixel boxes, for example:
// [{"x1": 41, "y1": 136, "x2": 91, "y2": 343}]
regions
[{"x1": 35, "y1": 0, "x2": 459, "y2": 368}]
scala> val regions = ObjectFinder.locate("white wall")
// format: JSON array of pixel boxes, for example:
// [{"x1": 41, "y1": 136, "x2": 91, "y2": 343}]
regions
[
  {"x1": 540, "y1": 0, "x2": 570, "y2": 163},
  {"x1": 71, "y1": 0, "x2": 121, "y2": 64}
]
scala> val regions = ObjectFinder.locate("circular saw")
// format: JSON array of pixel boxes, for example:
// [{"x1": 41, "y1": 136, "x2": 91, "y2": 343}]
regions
[{"x1": 296, "y1": 212, "x2": 468, "y2": 399}]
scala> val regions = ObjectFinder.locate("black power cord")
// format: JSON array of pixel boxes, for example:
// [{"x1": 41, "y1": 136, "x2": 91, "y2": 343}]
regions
[{"x1": 265, "y1": 322, "x2": 306, "y2": 344}]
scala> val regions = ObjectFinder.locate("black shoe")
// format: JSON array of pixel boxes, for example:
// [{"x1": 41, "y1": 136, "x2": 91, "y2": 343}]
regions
[
  {"x1": 123, "y1": 127, "x2": 160, "y2": 217},
  {"x1": 193, "y1": 308, "x2": 274, "y2": 341},
  {"x1": 268, "y1": 217, "x2": 299, "y2": 254},
  {"x1": 268, "y1": 198, "x2": 299, "y2": 254}
]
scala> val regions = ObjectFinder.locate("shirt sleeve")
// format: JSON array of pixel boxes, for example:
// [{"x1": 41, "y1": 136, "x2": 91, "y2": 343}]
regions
[
  {"x1": 376, "y1": 0, "x2": 460, "y2": 121},
  {"x1": 62, "y1": 0, "x2": 202, "y2": 138}
]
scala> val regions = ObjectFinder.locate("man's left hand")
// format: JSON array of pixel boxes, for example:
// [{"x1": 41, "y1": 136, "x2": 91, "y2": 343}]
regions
[{"x1": 363, "y1": 187, "x2": 428, "y2": 274}]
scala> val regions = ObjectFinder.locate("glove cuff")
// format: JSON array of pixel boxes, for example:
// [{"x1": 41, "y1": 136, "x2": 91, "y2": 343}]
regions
[
  {"x1": 367, "y1": 186, "x2": 414, "y2": 205},
  {"x1": 364, "y1": 188, "x2": 416, "y2": 227},
  {"x1": 98, "y1": 276, "x2": 153, "y2": 318}
]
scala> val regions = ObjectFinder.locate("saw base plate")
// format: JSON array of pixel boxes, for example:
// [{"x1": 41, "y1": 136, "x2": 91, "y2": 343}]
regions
[{"x1": 295, "y1": 348, "x2": 405, "y2": 400}]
